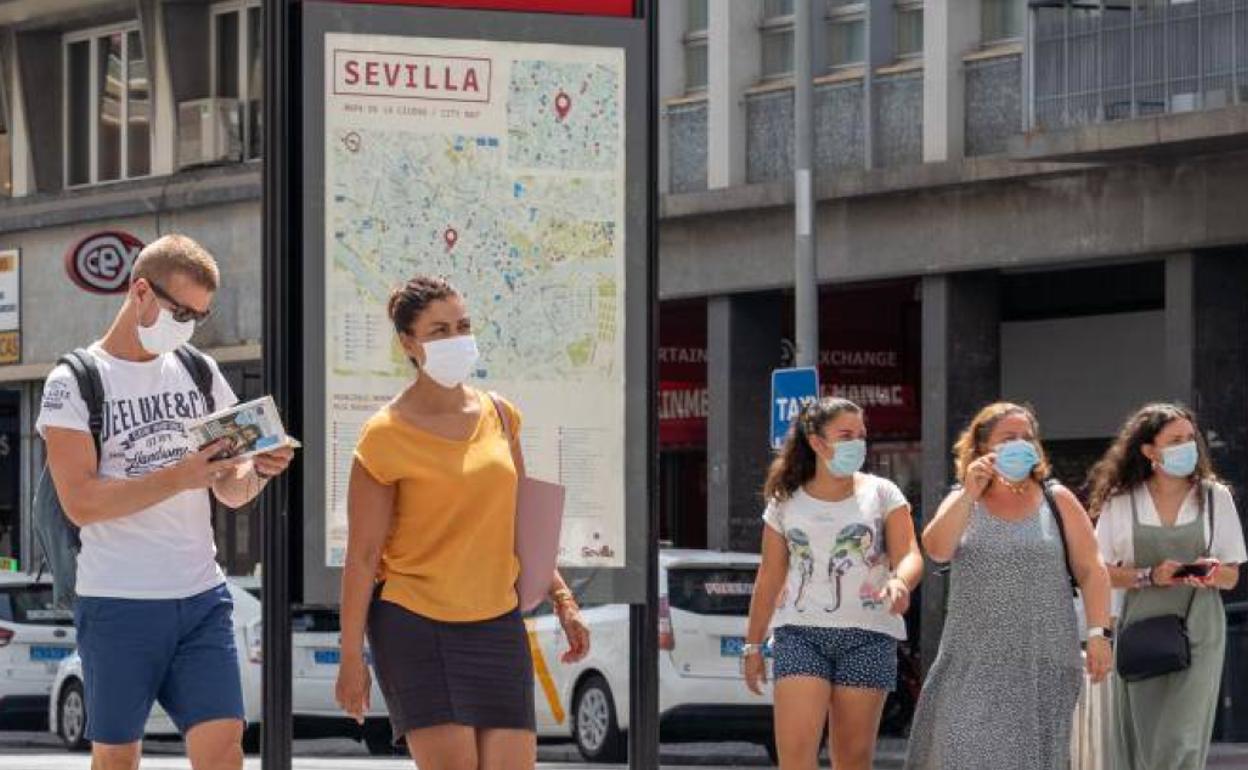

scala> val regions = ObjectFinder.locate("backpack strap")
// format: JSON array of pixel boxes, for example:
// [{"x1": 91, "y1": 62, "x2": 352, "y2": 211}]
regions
[
  {"x1": 1177, "y1": 482, "x2": 1218, "y2": 621},
  {"x1": 58, "y1": 349, "x2": 105, "y2": 461},
  {"x1": 174, "y1": 344, "x2": 216, "y2": 415},
  {"x1": 1041, "y1": 478, "x2": 1080, "y2": 595}
]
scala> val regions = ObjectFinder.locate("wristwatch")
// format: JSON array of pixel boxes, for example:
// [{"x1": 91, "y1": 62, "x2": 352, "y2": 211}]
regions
[
  {"x1": 1135, "y1": 567, "x2": 1154, "y2": 588},
  {"x1": 740, "y1": 642, "x2": 766, "y2": 657},
  {"x1": 1087, "y1": 626, "x2": 1114, "y2": 643}
]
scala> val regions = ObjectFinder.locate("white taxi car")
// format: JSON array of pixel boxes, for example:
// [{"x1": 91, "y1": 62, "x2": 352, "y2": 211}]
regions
[
  {"x1": 230, "y1": 579, "x2": 393, "y2": 755},
  {"x1": 0, "y1": 573, "x2": 76, "y2": 731},
  {"x1": 48, "y1": 579, "x2": 263, "y2": 751},
  {"x1": 528, "y1": 549, "x2": 774, "y2": 762}
]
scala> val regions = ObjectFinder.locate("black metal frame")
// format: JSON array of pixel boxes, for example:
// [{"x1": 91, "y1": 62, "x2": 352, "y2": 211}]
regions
[
  {"x1": 263, "y1": 2, "x2": 657, "y2": 769},
  {"x1": 628, "y1": 6, "x2": 659, "y2": 769},
  {"x1": 262, "y1": 1, "x2": 299, "y2": 767}
]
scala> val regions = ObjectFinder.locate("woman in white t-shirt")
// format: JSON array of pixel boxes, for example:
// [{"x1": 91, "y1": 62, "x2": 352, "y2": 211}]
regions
[
  {"x1": 743, "y1": 397, "x2": 923, "y2": 770},
  {"x1": 1086, "y1": 403, "x2": 1246, "y2": 770}
]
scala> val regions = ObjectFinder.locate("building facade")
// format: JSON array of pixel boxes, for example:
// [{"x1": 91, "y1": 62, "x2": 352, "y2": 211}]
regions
[
  {"x1": 649, "y1": 0, "x2": 1248, "y2": 737},
  {"x1": 0, "y1": 0, "x2": 266, "y2": 576},
  {"x1": 0, "y1": 0, "x2": 1244, "y2": 737}
]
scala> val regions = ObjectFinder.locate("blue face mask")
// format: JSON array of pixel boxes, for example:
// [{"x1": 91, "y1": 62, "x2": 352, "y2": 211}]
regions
[
  {"x1": 995, "y1": 439, "x2": 1040, "y2": 482},
  {"x1": 825, "y1": 439, "x2": 867, "y2": 478},
  {"x1": 1158, "y1": 441, "x2": 1199, "y2": 478}
]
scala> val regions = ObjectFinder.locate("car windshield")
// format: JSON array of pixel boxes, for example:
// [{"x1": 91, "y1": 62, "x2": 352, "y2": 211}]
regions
[{"x1": 0, "y1": 584, "x2": 74, "y2": 626}]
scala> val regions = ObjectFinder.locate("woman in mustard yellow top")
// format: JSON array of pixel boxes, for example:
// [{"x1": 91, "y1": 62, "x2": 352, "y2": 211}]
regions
[{"x1": 335, "y1": 276, "x2": 589, "y2": 769}]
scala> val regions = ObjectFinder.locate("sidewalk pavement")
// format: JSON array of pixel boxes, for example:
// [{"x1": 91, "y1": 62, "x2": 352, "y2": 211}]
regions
[{"x1": 0, "y1": 734, "x2": 1245, "y2": 769}]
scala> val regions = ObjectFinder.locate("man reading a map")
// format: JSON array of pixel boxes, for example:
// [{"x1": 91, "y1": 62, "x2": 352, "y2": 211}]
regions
[{"x1": 38, "y1": 234, "x2": 293, "y2": 770}]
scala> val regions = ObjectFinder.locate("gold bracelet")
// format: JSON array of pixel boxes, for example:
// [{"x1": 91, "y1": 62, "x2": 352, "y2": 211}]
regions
[{"x1": 551, "y1": 589, "x2": 576, "y2": 609}]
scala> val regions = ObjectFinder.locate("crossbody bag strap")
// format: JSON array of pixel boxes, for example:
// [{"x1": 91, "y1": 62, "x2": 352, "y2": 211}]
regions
[
  {"x1": 1042, "y1": 479, "x2": 1079, "y2": 594},
  {"x1": 1183, "y1": 482, "x2": 1217, "y2": 620},
  {"x1": 1205, "y1": 482, "x2": 1216, "y2": 556},
  {"x1": 487, "y1": 392, "x2": 525, "y2": 479}
]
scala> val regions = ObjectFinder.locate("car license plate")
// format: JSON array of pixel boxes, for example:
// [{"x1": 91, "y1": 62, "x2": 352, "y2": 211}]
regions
[
  {"x1": 30, "y1": 646, "x2": 72, "y2": 662},
  {"x1": 720, "y1": 636, "x2": 773, "y2": 658},
  {"x1": 314, "y1": 649, "x2": 340, "y2": 665}
]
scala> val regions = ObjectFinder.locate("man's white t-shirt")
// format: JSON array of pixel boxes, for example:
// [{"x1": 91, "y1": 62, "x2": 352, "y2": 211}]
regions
[
  {"x1": 36, "y1": 345, "x2": 238, "y2": 599},
  {"x1": 763, "y1": 474, "x2": 911, "y2": 640}
]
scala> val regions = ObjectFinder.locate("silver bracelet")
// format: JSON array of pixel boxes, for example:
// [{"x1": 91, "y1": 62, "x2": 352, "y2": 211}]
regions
[{"x1": 740, "y1": 642, "x2": 765, "y2": 657}]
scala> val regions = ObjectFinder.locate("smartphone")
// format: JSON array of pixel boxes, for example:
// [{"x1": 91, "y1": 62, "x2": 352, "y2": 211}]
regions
[{"x1": 1172, "y1": 562, "x2": 1214, "y2": 579}]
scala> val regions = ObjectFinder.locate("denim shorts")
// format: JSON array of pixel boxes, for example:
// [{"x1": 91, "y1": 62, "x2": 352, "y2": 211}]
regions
[
  {"x1": 772, "y1": 625, "x2": 897, "y2": 691},
  {"x1": 74, "y1": 583, "x2": 244, "y2": 743}
]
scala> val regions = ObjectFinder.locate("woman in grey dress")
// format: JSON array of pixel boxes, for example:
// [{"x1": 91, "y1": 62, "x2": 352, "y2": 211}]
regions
[{"x1": 904, "y1": 402, "x2": 1113, "y2": 770}]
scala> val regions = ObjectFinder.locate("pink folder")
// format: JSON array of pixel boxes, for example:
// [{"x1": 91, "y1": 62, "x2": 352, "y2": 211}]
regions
[{"x1": 515, "y1": 476, "x2": 566, "y2": 612}]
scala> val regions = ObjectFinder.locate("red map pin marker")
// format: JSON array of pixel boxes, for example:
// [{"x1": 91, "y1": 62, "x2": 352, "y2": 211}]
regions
[
  {"x1": 444, "y1": 228, "x2": 458, "y2": 250},
  {"x1": 554, "y1": 91, "x2": 572, "y2": 121}
]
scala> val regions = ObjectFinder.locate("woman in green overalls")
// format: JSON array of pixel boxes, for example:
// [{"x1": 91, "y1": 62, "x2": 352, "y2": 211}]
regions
[{"x1": 1086, "y1": 403, "x2": 1246, "y2": 770}]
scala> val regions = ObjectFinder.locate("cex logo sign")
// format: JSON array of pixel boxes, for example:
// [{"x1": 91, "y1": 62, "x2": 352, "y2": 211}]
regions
[{"x1": 65, "y1": 231, "x2": 145, "y2": 294}]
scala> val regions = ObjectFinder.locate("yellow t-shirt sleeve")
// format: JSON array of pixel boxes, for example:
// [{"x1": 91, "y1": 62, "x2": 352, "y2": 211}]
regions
[{"x1": 353, "y1": 415, "x2": 397, "y2": 486}]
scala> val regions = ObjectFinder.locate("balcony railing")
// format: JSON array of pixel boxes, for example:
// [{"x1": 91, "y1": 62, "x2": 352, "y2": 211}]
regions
[{"x1": 1027, "y1": 0, "x2": 1248, "y2": 130}]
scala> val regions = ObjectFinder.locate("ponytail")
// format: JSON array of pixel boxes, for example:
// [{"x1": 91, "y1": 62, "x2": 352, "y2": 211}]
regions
[{"x1": 762, "y1": 397, "x2": 862, "y2": 502}]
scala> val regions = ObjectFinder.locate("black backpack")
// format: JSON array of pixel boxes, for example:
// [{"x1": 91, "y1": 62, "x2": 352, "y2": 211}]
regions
[{"x1": 34, "y1": 345, "x2": 216, "y2": 609}]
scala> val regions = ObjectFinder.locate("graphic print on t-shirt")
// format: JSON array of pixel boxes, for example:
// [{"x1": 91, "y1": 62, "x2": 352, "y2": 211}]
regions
[
  {"x1": 765, "y1": 476, "x2": 910, "y2": 640},
  {"x1": 829, "y1": 522, "x2": 890, "y2": 613},
  {"x1": 41, "y1": 381, "x2": 213, "y2": 478},
  {"x1": 785, "y1": 528, "x2": 815, "y2": 612}
]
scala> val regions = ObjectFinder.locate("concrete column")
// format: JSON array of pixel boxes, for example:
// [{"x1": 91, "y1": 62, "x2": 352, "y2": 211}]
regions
[
  {"x1": 657, "y1": 0, "x2": 684, "y2": 195},
  {"x1": 864, "y1": 0, "x2": 896, "y2": 170},
  {"x1": 1165, "y1": 252, "x2": 1195, "y2": 402},
  {"x1": 1191, "y1": 254, "x2": 1248, "y2": 546},
  {"x1": 707, "y1": 0, "x2": 761, "y2": 189},
  {"x1": 923, "y1": 0, "x2": 982, "y2": 162},
  {"x1": 919, "y1": 271, "x2": 1000, "y2": 672},
  {"x1": 138, "y1": 0, "x2": 176, "y2": 176},
  {"x1": 707, "y1": 292, "x2": 783, "y2": 553}
]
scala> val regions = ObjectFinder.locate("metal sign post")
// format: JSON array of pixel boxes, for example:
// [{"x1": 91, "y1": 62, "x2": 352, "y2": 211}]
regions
[
  {"x1": 261, "y1": 1, "x2": 299, "y2": 768},
  {"x1": 771, "y1": 367, "x2": 821, "y2": 449},
  {"x1": 629, "y1": 6, "x2": 659, "y2": 769}
]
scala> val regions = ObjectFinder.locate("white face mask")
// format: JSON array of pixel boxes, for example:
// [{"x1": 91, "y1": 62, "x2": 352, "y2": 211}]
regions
[
  {"x1": 419, "y1": 335, "x2": 479, "y2": 388},
  {"x1": 137, "y1": 308, "x2": 195, "y2": 355}
]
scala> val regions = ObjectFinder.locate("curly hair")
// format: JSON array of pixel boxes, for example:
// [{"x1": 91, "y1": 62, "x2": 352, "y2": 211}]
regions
[
  {"x1": 1085, "y1": 402, "x2": 1218, "y2": 517},
  {"x1": 952, "y1": 402, "x2": 1052, "y2": 484},
  {"x1": 762, "y1": 397, "x2": 863, "y2": 502},
  {"x1": 387, "y1": 275, "x2": 458, "y2": 334}
]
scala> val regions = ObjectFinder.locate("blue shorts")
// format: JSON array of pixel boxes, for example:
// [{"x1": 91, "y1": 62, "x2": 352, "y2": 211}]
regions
[
  {"x1": 772, "y1": 625, "x2": 897, "y2": 691},
  {"x1": 74, "y1": 583, "x2": 244, "y2": 744}
]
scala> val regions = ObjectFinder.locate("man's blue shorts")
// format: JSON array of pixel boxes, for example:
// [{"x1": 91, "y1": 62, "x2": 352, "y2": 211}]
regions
[{"x1": 74, "y1": 583, "x2": 245, "y2": 744}]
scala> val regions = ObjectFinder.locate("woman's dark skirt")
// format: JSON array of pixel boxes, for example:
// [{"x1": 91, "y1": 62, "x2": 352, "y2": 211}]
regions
[{"x1": 367, "y1": 595, "x2": 536, "y2": 741}]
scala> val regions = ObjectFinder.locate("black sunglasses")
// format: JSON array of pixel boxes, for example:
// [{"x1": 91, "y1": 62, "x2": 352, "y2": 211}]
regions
[{"x1": 148, "y1": 280, "x2": 212, "y2": 323}]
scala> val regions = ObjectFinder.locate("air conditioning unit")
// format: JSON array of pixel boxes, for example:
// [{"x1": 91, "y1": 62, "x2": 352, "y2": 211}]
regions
[
  {"x1": 177, "y1": 98, "x2": 242, "y2": 169},
  {"x1": 1170, "y1": 92, "x2": 1200, "y2": 114}
]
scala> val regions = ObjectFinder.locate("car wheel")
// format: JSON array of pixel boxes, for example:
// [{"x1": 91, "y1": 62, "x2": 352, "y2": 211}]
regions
[
  {"x1": 58, "y1": 680, "x2": 90, "y2": 753},
  {"x1": 241, "y1": 724, "x2": 261, "y2": 754},
  {"x1": 572, "y1": 674, "x2": 625, "y2": 764},
  {"x1": 763, "y1": 737, "x2": 780, "y2": 766}
]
